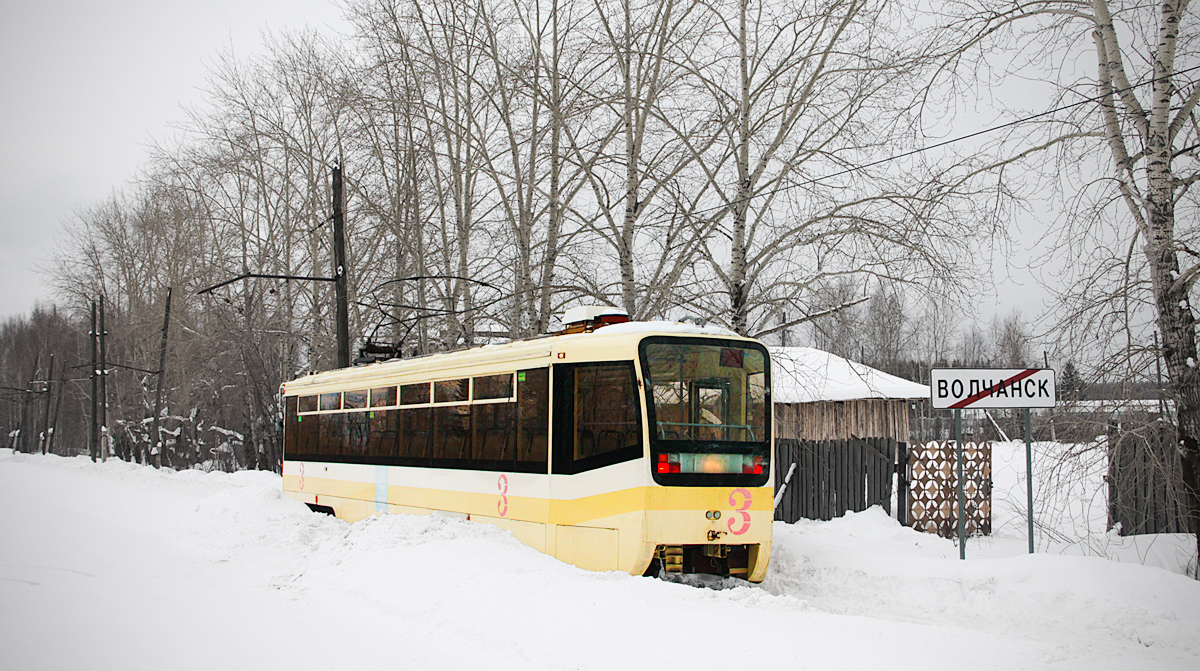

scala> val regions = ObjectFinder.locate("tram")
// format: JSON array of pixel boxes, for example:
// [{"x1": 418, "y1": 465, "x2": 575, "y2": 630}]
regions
[{"x1": 280, "y1": 307, "x2": 773, "y2": 581}]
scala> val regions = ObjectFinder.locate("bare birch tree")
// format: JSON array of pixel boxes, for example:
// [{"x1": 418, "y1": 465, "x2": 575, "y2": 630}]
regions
[{"x1": 946, "y1": 0, "x2": 1200, "y2": 565}]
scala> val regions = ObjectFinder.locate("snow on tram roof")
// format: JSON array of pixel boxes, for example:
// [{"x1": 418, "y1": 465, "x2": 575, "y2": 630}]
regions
[{"x1": 573, "y1": 319, "x2": 739, "y2": 338}]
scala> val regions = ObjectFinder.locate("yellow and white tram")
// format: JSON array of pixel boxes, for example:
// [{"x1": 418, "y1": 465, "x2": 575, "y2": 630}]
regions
[{"x1": 281, "y1": 309, "x2": 773, "y2": 581}]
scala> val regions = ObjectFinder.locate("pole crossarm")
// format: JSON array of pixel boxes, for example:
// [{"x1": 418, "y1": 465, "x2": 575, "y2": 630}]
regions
[
  {"x1": 197, "y1": 273, "x2": 336, "y2": 296},
  {"x1": 105, "y1": 362, "x2": 161, "y2": 375},
  {"x1": 68, "y1": 362, "x2": 160, "y2": 375}
]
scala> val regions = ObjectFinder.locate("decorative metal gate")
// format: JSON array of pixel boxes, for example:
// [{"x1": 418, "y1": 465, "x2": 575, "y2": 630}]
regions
[{"x1": 907, "y1": 441, "x2": 992, "y2": 538}]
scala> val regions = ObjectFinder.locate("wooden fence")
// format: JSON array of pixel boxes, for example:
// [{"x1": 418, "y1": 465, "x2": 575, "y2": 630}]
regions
[
  {"x1": 773, "y1": 437, "x2": 898, "y2": 523},
  {"x1": 1108, "y1": 425, "x2": 1190, "y2": 535}
]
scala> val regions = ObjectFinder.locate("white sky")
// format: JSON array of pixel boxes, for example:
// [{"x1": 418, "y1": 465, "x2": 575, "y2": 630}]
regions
[{"x1": 0, "y1": 0, "x2": 347, "y2": 319}]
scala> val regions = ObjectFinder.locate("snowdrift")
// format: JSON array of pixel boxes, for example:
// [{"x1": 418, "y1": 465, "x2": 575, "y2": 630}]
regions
[{"x1": 1, "y1": 446, "x2": 1197, "y2": 670}]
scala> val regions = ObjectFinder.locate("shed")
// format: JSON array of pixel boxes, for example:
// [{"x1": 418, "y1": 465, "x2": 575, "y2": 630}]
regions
[
  {"x1": 770, "y1": 347, "x2": 930, "y2": 523},
  {"x1": 770, "y1": 347, "x2": 929, "y2": 442}
]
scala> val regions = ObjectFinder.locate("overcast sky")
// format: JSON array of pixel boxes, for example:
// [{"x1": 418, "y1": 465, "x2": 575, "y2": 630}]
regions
[
  {"x1": 0, "y1": 0, "x2": 1053, "y2": 336},
  {"x1": 0, "y1": 0, "x2": 347, "y2": 320}
]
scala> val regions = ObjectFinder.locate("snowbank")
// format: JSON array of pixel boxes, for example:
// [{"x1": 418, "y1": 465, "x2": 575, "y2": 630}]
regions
[{"x1": 2, "y1": 448, "x2": 1198, "y2": 670}]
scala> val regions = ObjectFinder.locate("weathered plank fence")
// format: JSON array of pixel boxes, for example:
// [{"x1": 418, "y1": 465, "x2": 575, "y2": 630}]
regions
[
  {"x1": 1108, "y1": 425, "x2": 1189, "y2": 535},
  {"x1": 773, "y1": 437, "x2": 899, "y2": 523}
]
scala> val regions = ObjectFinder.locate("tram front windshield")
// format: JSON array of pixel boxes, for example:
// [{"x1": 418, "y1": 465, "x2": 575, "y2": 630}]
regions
[{"x1": 640, "y1": 337, "x2": 769, "y2": 484}]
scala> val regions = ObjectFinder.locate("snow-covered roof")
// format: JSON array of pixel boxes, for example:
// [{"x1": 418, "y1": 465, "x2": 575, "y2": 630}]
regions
[{"x1": 770, "y1": 346, "x2": 930, "y2": 404}]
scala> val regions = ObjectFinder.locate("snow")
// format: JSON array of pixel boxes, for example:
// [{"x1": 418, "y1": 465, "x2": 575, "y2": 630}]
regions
[
  {"x1": 771, "y1": 346, "x2": 930, "y2": 403},
  {"x1": 594, "y1": 319, "x2": 740, "y2": 337},
  {"x1": 2, "y1": 445, "x2": 1199, "y2": 670}
]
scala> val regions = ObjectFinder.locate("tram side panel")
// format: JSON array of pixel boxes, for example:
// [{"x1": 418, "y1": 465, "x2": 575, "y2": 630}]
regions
[
  {"x1": 546, "y1": 460, "x2": 652, "y2": 574},
  {"x1": 283, "y1": 460, "x2": 554, "y2": 552},
  {"x1": 281, "y1": 461, "x2": 771, "y2": 581}
]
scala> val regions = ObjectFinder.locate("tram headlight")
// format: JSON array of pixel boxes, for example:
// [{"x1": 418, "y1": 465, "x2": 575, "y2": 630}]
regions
[{"x1": 698, "y1": 454, "x2": 735, "y2": 473}]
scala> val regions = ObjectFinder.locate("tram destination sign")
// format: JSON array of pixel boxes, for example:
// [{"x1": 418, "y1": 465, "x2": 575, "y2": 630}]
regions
[{"x1": 930, "y1": 368, "x2": 1057, "y2": 410}]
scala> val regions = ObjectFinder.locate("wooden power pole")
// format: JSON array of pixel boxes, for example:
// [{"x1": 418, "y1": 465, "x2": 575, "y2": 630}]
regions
[
  {"x1": 47, "y1": 362, "x2": 63, "y2": 456},
  {"x1": 17, "y1": 354, "x2": 39, "y2": 453},
  {"x1": 39, "y1": 353, "x2": 53, "y2": 455},
  {"x1": 99, "y1": 295, "x2": 108, "y2": 461},
  {"x1": 90, "y1": 300, "x2": 98, "y2": 462},
  {"x1": 151, "y1": 287, "x2": 172, "y2": 468},
  {"x1": 332, "y1": 163, "x2": 350, "y2": 369}
]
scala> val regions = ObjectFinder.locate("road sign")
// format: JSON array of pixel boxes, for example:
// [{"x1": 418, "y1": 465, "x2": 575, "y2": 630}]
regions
[{"x1": 930, "y1": 368, "x2": 1057, "y2": 409}]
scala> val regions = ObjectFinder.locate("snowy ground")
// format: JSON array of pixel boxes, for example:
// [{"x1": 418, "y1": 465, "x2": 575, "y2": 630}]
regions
[{"x1": 2, "y1": 444, "x2": 1198, "y2": 670}]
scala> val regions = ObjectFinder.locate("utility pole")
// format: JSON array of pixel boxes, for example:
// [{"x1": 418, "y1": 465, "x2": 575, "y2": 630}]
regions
[
  {"x1": 332, "y1": 163, "x2": 350, "y2": 369},
  {"x1": 99, "y1": 295, "x2": 108, "y2": 461},
  {"x1": 40, "y1": 354, "x2": 54, "y2": 455},
  {"x1": 151, "y1": 287, "x2": 172, "y2": 468},
  {"x1": 47, "y1": 363, "x2": 63, "y2": 455},
  {"x1": 90, "y1": 300, "x2": 98, "y2": 462},
  {"x1": 197, "y1": 164, "x2": 353, "y2": 370},
  {"x1": 17, "y1": 355, "x2": 39, "y2": 453}
]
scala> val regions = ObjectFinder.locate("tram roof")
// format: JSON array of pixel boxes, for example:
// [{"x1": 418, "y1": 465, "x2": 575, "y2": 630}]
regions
[{"x1": 282, "y1": 320, "x2": 756, "y2": 394}]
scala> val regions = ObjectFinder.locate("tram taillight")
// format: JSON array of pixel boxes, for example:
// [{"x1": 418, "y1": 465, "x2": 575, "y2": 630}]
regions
[
  {"x1": 743, "y1": 454, "x2": 765, "y2": 475},
  {"x1": 657, "y1": 453, "x2": 681, "y2": 473}
]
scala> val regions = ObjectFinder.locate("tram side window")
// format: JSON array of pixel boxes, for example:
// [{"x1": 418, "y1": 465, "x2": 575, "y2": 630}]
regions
[
  {"x1": 297, "y1": 412, "x2": 320, "y2": 456},
  {"x1": 474, "y1": 373, "x2": 514, "y2": 400},
  {"x1": 432, "y1": 405, "x2": 472, "y2": 460},
  {"x1": 368, "y1": 409, "x2": 400, "y2": 458},
  {"x1": 344, "y1": 390, "x2": 368, "y2": 410},
  {"x1": 299, "y1": 395, "x2": 318, "y2": 413},
  {"x1": 400, "y1": 383, "x2": 429, "y2": 405},
  {"x1": 474, "y1": 402, "x2": 516, "y2": 462},
  {"x1": 319, "y1": 412, "x2": 345, "y2": 456},
  {"x1": 517, "y1": 368, "x2": 549, "y2": 466},
  {"x1": 284, "y1": 396, "x2": 299, "y2": 456},
  {"x1": 553, "y1": 362, "x2": 642, "y2": 474},
  {"x1": 370, "y1": 386, "x2": 397, "y2": 408},
  {"x1": 435, "y1": 379, "x2": 469, "y2": 403},
  {"x1": 319, "y1": 392, "x2": 342, "y2": 411},
  {"x1": 402, "y1": 407, "x2": 433, "y2": 460},
  {"x1": 344, "y1": 411, "x2": 370, "y2": 457}
]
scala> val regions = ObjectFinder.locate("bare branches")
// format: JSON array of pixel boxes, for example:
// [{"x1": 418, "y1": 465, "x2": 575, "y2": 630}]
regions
[{"x1": 945, "y1": 0, "x2": 1200, "y2": 559}]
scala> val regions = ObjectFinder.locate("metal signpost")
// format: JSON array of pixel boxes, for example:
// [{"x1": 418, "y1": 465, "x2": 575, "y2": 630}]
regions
[{"x1": 931, "y1": 368, "x2": 1057, "y2": 559}]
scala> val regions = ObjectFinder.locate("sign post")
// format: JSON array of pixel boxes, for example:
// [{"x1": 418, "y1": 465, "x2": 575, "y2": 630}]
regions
[
  {"x1": 955, "y1": 408, "x2": 964, "y2": 560},
  {"x1": 1025, "y1": 408, "x2": 1034, "y2": 554},
  {"x1": 931, "y1": 368, "x2": 1057, "y2": 558}
]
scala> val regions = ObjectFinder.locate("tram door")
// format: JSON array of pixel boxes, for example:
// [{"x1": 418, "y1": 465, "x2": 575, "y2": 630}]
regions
[{"x1": 548, "y1": 362, "x2": 642, "y2": 572}]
